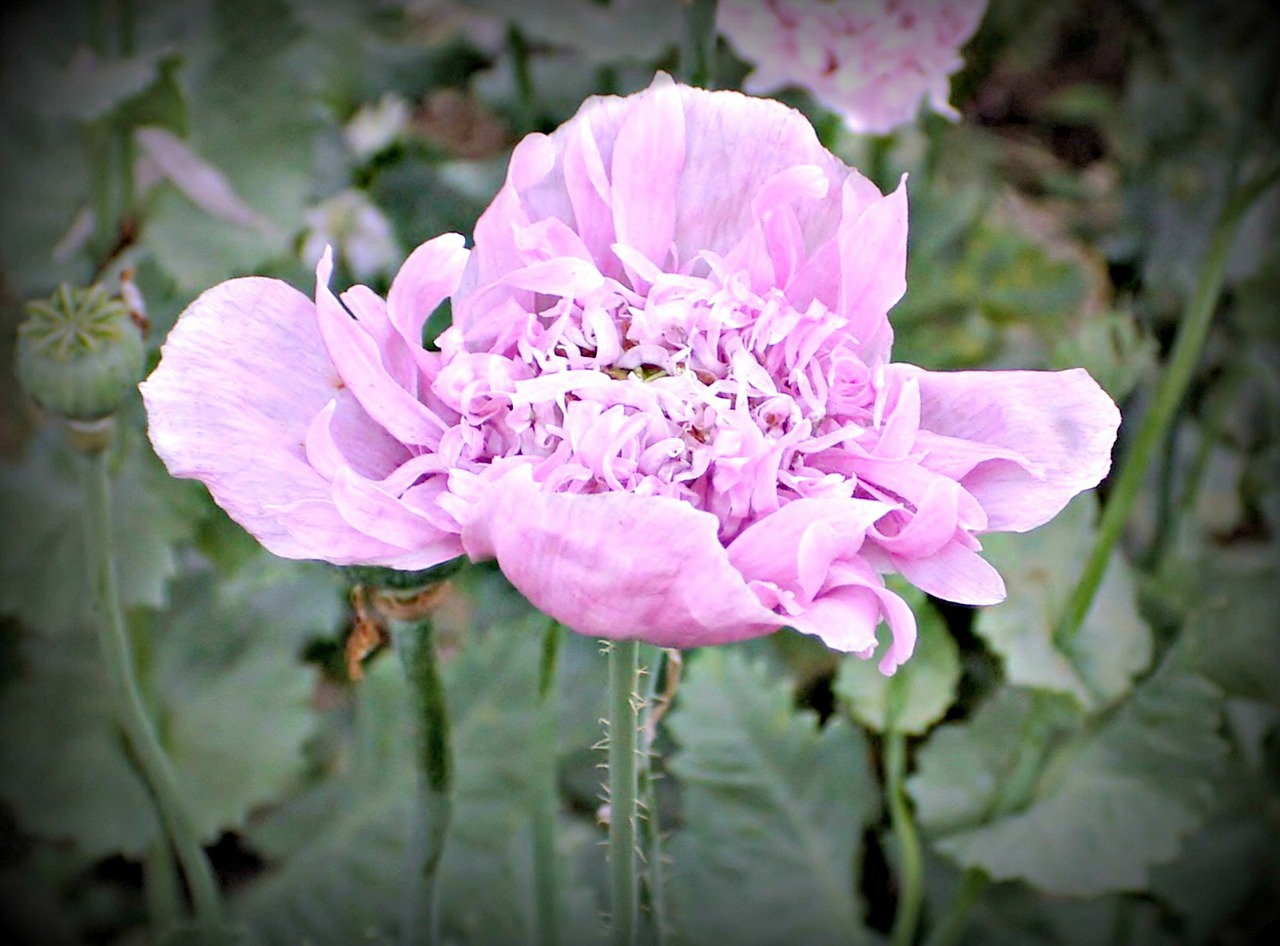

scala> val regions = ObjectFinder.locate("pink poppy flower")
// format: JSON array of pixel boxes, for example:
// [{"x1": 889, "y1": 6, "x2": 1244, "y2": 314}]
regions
[
  {"x1": 718, "y1": 0, "x2": 989, "y2": 134},
  {"x1": 142, "y1": 76, "x2": 1118, "y2": 673}
]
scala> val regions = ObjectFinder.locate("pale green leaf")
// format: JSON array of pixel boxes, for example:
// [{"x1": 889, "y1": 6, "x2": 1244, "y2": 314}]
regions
[
  {"x1": 463, "y1": 0, "x2": 683, "y2": 64},
  {"x1": 0, "y1": 565, "x2": 323, "y2": 859},
  {"x1": 40, "y1": 50, "x2": 165, "y2": 123},
  {"x1": 137, "y1": 0, "x2": 321, "y2": 290},
  {"x1": 1183, "y1": 546, "x2": 1280, "y2": 705},
  {"x1": 0, "y1": 632, "x2": 160, "y2": 859},
  {"x1": 1149, "y1": 759, "x2": 1279, "y2": 946},
  {"x1": 908, "y1": 688, "x2": 1071, "y2": 835},
  {"x1": 666, "y1": 649, "x2": 877, "y2": 946},
  {"x1": 0, "y1": 426, "x2": 205, "y2": 636},
  {"x1": 928, "y1": 658, "x2": 1229, "y2": 896},
  {"x1": 833, "y1": 589, "x2": 959, "y2": 734},
  {"x1": 976, "y1": 493, "x2": 1152, "y2": 712},
  {"x1": 0, "y1": 110, "x2": 92, "y2": 296},
  {"x1": 143, "y1": 570, "x2": 324, "y2": 842},
  {"x1": 237, "y1": 616, "x2": 599, "y2": 946},
  {"x1": 1049, "y1": 309, "x2": 1157, "y2": 402}
]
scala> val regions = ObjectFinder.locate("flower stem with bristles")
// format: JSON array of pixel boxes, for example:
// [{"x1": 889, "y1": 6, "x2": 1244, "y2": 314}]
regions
[
  {"x1": 83, "y1": 445, "x2": 223, "y2": 928},
  {"x1": 608, "y1": 639, "x2": 641, "y2": 946},
  {"x1": 638, "y1": 646, "x2": 677, "y2": 945}
]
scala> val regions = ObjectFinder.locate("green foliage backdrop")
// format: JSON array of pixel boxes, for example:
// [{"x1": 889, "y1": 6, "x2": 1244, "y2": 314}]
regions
[{"x1": 1, "y1": 1, "x2": 1277, "y2": 944}]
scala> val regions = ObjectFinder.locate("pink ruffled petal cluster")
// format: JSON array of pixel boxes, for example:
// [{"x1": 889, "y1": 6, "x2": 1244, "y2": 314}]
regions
[
  {"x1": 718, "y1": 0, "x2": 989, "y2": 134},
  {"x1": 142, "y1": 76, "x2": 1118, "y2": 674}
]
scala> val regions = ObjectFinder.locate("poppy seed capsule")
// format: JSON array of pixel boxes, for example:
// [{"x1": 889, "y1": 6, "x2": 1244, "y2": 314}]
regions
[{"x1": 16, "y1": 283, "x2": 146, "y2": 421}]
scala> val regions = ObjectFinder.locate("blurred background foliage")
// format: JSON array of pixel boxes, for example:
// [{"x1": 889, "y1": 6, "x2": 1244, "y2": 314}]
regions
[{"x1": 0, "y1": 0, "x2": 1277, "y2": 944}]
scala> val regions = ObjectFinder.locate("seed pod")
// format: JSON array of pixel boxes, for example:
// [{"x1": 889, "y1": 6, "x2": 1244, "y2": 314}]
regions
[{"x1": 15, "y1": 283, "x2": 146, "y2": 422}]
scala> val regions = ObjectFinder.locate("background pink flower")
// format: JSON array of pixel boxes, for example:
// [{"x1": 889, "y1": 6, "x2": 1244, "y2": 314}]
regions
[
  {"x1": 718, "y1": 0, "x2": 989, "y2": 134},
  {"x1": 143, "y1": 76, "x2": 1118, "y2": 673}
]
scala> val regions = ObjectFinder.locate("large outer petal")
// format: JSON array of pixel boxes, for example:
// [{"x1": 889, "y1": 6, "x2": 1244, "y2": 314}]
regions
[
  {"x1": 890, "y1": 364, "x2": 1121, "y2": 532},
  {"x1": 460, "y1": 465, "x2": 782, "y2": 647},
  {"x1": 141, "y1": 277, "x2": 439, "y2": 567}
]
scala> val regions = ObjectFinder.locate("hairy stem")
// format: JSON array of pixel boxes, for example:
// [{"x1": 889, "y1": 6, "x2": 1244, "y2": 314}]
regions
[
  {"x1": 391, "y1": 617, "x2": 453, "y2": 946},
  {"x1": 533, "y1": 619, "x2": 563, "y2": 946},
  {"x1": 608, "y1": 640, "x2": 641, "y2": 946},
  {"x1": 1057, "y1": 164, "x2": 1280, "y2": 647},
  {"x1": 638, "y1": 646, "x2": 671, "y2": 946},
  {"x1": 82, "y1": 446, "x2": 223, "y2": 924}
]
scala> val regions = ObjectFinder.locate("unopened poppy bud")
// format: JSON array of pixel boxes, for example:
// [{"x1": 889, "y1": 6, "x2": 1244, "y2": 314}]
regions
[{"x1": 15, "y1": 282, "x2": 146, "y2": 422}]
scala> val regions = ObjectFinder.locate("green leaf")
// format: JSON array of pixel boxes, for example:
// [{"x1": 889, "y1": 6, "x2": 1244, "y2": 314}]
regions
[
  {"x1": 922, "y1": 657, "x2": 1229, "y2": 896},
  {"x1": 833, "y1": 589, "x2": 960, "y2": 734},
  {"x1": 908, "y1": 688, "x2": 1075, "y2": 835},
  {"x1": 36, "y1": 50, "x2": 163, "y2": 124},
  {"x1": 666, "y1": 649, "x2": 878, "y2": 946},
  {"x1": 1049, "y1": 309, "x2": 1157, "y2": 403},
  {"x1": 975, "y1": 493, "x2": 1152, "y2": 712},
  {"x1": 113, "y1": 54, "x2": 189, "y2": 136},
  {"x1": 237, "y1": 616, "x2": 597, "y2": 946},
  {"x1": 137, "y1": 0, "x2": 322, "y2": 290},
  {"x1": 0, "y1": 111, "x2": 94, "y2": 296},
  {"x1": 155, "y1": 923, "x2": 260, "y2": 946},
  {"x1": 464, "y1": 0, "x2": 683, "y2": 65},
  {"x1": 1149, "y1": 753, "x2": 1280, "y2": 946},
  {"x1": 0, "y1": 426, "x2": 204, "y2": 637},
  {"x1": 936, "y1": 868, "x2": 1180, "y2": 946},
  {"x1": 0, "y1": 565, "x2": 323, "y2": 860},
  {"x1": 1183, "y1": 547, "x2": 1280, "y2": 705},
  {"x1": 0, "y1": 632, "x2": 160, "y2": 859}
]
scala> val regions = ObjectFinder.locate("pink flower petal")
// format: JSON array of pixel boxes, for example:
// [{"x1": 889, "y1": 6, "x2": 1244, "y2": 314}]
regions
[
  {"x1": 889, "y1": 364, "x2": 1121, "y2": 532},
  {"x1": 610, "y1": 73, "x2": 685, "y2": 267},
  {"x1": 330, "y1": 465, "x2": 459, "y2": 558},
  {"x1": 460, "y1": 465, "x2": 781, "y2": 646},
  {"x1": 784, "y1": 585, "x2": 881, "y2": 654},
  {"x1": 677, "y1": 97, "x2": 849, "y2": 262},
  {"x1": 838, "y1": 176, "x2": 908, "y2": 362},
  {"x1": 313, "y1": 249, "x2": 449, "y2": 447},
  {"x1": 727, "y1": 496, "x2": 893, "y2": 595},
  {"x1": 387, "y1": 233, "x2": 469, "y2": 352},
  {"x1": 892, "y1": 538, "x2": 1007, "y2": 605},
  {"x1": 141, "y1": 277, "x2": 399, "y2": 562}
]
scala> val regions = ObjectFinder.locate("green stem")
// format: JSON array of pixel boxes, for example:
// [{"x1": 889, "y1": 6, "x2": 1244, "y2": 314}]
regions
[
  {"x1": 533, "y1": 619, "x2": 562, "y2": 946},
  {"x1": 921, "y1": 870, "x2": 989, "y2": 946},
  {"x1": 637, "y1": 646, "x2": 669, "y2": 946},
  {"x1": 507, "y1": 24, "x2": 537, "y2": 135},
  {"x1": 390, "y1": 616, "x2": 453, "y2": 946},
  {"x1": 608, "y1": 640, "x2": 641, "y2": 946},
  {"x1": 143, "y1": 838, "x2": 183, "y2": 935},
  {"x1": 887, "y1": 732, "x2": 923, "y2": 946},
  {"x1": 682, "y1": 0, "x2": 719, "y2": 89},
  {"x1": 118, "y1": 0, "x2": 136, "y2": 214},
  {"x1": 87, "y1": 0, "x2": 137, "y2": 264},
  {"x1": 1057, "y1": 164, "x2": 1280, "y2": 648},
  {"x1": 82, "y1": 446, "x2": 223, "y2": 924}
]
